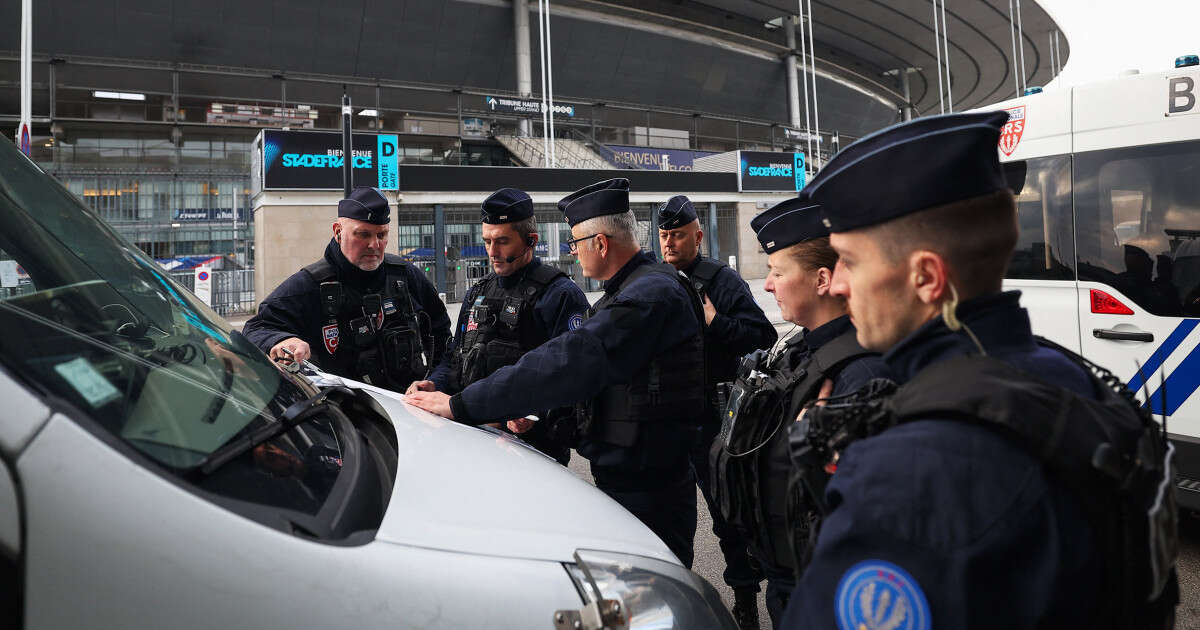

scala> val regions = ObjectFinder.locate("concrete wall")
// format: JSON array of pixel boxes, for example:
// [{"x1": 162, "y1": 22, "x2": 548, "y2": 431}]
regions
[
  {"x1": 252, "y1": 191, "x2": 401, "y2": 305},
  {"x1": 736, "y1": 201, "x2": 770, "y2": 281}
]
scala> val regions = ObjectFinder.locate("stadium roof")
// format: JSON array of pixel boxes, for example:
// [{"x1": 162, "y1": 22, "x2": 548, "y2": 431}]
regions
[{"x1": 0, "y1": 0, "x2": 1067, "y2": 138}]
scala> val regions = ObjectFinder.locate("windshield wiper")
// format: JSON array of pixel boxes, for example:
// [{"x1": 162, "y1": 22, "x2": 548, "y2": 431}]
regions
[{"x1": 193, "y1": 386, "x2": 353, "y2": 477}]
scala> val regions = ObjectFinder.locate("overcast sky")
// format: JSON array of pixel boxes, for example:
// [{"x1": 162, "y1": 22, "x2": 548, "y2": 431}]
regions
[{"x1": 1045, "y1": 0, "x2": 1200, "y2": 86}]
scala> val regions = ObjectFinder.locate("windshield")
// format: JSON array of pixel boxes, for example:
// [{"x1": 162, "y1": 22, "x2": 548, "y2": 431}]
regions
[{"x1": 0, "y1": 139, "x2": 330, "y2": 478}]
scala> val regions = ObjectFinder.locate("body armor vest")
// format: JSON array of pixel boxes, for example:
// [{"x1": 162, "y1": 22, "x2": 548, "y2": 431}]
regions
[
  {"x1": 685, "y1": 256, "x2": 740, "y2": 385},
  {"x1": 711, "y1": 330, "x2": 872, "y2": 574},
  {"x1": 789, "y1": 337, "x2": 1179, "y2": 628},
  {"x1": 448, "y1": 263, "x2": 565, "y2": 391},
  {"x1": 302, "y1": 254, "x2": 430, "y2": 390},
  {"x1": 577, "y1": 262, "x2": 707, "y2": 448}
]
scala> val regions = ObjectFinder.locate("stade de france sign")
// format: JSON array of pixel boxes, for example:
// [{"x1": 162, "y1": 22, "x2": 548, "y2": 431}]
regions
[{"x1": 255, "y1": 129, "x2": 400, "y2": 191}]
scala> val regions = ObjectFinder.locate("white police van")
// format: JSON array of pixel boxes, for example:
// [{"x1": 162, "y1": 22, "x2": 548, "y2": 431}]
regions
[{"x1": 982, "y1": 56, "x2": 1200, "y2": 510}]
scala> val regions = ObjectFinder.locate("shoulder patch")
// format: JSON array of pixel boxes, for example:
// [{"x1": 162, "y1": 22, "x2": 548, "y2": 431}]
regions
[
  {"x1": 835, "y1": 560, "x2": 930, "y2": 630},
  {"x1": 568, "y1": 313, "x2": 584, "y2": 330}
]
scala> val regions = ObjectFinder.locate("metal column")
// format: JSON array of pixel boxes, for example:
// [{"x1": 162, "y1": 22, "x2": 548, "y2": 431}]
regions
[
  {"x1": 784, "y1": 16, "x2": 802, "y2": 130},
  {"x1": 900, "y1": 69, "x2": 913, "y2": 120},
  {"x1": 434, "y1": 204, "x2": 447, "y2": 294},
  {"x1": 707, "y1": 202, "x2": 719, "y2": 260},
  {"x1": 514, "y1": 0, "x2": 533, "y2": 136}
]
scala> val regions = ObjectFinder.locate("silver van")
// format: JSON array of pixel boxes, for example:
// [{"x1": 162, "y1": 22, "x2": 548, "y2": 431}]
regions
[{"x1": 0, "y1": 138, "x2": 734, "y2": 630}]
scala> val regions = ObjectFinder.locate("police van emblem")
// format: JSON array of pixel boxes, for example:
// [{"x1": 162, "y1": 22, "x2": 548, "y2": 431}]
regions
[
  {"x1": 999, "y1": 105, "x2": 1025, "y2": 156},
  {"x1": 569, "y1": 313, "x2": 584, "y2": 330},
  {"x1": 835, "y1": 560, "x2": 930, "y2": 630},
  {"x1": 322, "y1": 324, "x2": 340, "y2": 355}
]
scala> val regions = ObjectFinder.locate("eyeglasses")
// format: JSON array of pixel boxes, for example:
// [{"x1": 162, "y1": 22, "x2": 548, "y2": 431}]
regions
[{"x1": 566, "y1": 233, "x2": 608, "y2": 254}]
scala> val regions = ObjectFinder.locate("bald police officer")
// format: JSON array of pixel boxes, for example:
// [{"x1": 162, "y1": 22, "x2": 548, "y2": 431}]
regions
[
  {"x1": 407, "y1": 178, "x2": 707, "y2": 568},
  {"x1": 780, "y1": 112, "x2": 1178, "y2": 628},
  {"x1": 407, "y1": 188, "x2": 588, "y2": 464},
  {"x1": 658, "y1": 195, "x2": 776, "y2": 628},
  {"x1": 244, "y1": 187, "x2": 451, "y2": 391}
]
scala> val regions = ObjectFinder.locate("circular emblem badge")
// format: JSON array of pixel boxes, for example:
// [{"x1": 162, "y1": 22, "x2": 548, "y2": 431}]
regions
[
  {"x1": 835, "y1": 560, "x2": 930, "y2": 630},
  {"x1": 568, "y1": 313, "x2": 584, "y2": 330}
]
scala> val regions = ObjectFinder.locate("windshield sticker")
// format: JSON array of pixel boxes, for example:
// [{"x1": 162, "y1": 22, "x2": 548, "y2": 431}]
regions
[
  {"x1": 0, "y1": 260, "x2": 18, "y2": 288},
  {"x1": 54, "y1": 357, "x2": 121, "y2": 408}
]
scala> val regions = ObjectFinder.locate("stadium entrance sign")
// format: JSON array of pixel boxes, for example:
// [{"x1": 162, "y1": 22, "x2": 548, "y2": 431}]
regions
[{"x1": 259, "y1": 130, "x2": 399, "y2": 190}]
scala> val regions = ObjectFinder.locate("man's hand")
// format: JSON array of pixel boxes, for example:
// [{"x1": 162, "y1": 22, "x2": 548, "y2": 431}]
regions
[
  {"x1": 406, "y1": 379, "x2": 436, "y2": 395},
  {"x1": 269, "y1": 337, "x2": 311, "y2": 364},
  {"x1": 507, "y1": 417, "x2": 536, "y2": 434},
  {"x1": 796, "y1": 379, "x2": 834, "y2": 422},
  {"x1": 405, "y1": 391, "x2": 454, "y2": 419},
  {"x1": 702, "y1": 295, "x2": 717, "y2": 326}
]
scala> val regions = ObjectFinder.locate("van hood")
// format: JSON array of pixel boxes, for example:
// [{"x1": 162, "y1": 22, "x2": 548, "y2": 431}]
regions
[{"x1": 357, "y1": 385, "x2": 677, "y2": 565}]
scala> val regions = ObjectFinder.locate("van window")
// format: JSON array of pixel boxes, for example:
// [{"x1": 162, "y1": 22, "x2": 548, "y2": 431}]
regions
[
  {"x1": 1075, "y1": 141, "x2": 1200, "y2": 316},
  {"x1": 1004, "y1": 156, "x2": 1075, "y2": 280}
]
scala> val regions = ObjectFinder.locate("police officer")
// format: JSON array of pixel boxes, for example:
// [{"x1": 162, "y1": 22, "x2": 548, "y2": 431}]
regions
[
  {"x1": 780, "y1": 112, "x2": 1178, "y2": 628},
  {"x1": 406, "y1": 188, "x2": 588, "y2": 464},
  {"x1": 244, "y1": 186, "x2": 451, "y2": 391},
  {"x1": 407, "y1": 178, "x2": 707, "y2": 568},
  {"x1": 658, "y1": 195, "x2": 775, "y2": 628},
  {"x1": 710, "y1": 196, "x2": 887, "y2": 628}
]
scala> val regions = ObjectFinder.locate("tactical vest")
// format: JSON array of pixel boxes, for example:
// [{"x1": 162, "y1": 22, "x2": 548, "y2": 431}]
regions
[
  {"x1": 685, "y1": 257, "x2": 741, "y2": 385},
  {"x1": 302, "y1": 254, "x2": 430, "y2": 390},
  {"x1": 577, "y1": 262, "x2": 707, "y2": 448},
  {"x1": 789, "y1": 338, "x2": 1179, "y2": 628},
  {"x1": 710, "y1": 330, "x2": 873, "y2": 573},
  {"x1": 447, "y1": 263, "x2": 566, "y2": 391}
]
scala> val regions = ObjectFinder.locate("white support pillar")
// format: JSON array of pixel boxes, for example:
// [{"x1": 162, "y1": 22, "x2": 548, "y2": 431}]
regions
[
  {"x1": 514, "y1": 0, "x2": 533, "y2": 137},
  {"x1": 15, "y1": 0, "x2": 32, "y2": 155}
]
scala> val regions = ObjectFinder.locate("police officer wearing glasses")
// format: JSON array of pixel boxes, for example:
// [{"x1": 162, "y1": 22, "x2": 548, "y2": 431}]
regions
[
  {"x1": 658, "y1": 195, "x2": 776, "y2": 628},
  {"x1": 407, "y1": 178, "x2": 707, "y2": 568},
  {"x1": 407, "y1": 188, "x2": 588, "y2": 464},
  {"x1": 244, "y1": 187, "x2": 451, "y2": 392},
  {"x1": 779, "y1": 112, "x2": 1178, "y2": 629}
]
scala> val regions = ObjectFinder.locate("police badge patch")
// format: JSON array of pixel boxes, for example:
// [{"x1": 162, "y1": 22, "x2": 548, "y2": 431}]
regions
[
  {"x1": 568, "y1": 313, "x2": 583, "y2": 330},
  {"x1": 835, "y1": 560, "x2": 930, "y2": 630},
  {"x1": 322, "y1": 324, "x2": 340, "y2": 355}
]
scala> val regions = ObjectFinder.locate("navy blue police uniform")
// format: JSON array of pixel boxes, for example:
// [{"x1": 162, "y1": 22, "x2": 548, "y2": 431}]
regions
[
  {"x1": 780, "y1": 112, "x2": 1178, "y2": 629},
  {"x1": 445, "y1": 179, "x2": 707, "y2": 568},
  {"x1": 659, "y1": 195, "x2": 775, "y2": 621},
  {"x1": 244, "y1": 187, "x2": 451, "y2": 391},
  {"x1": 711, "y1": 197, "x2": 888, "y2": 628},
  {"x1": 427, "y1": 188, "x2": 588, "y2": 464}
]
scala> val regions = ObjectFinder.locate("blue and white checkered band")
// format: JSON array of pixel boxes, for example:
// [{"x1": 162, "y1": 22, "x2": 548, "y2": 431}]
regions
[
  {"x1": 835, "y1": 560, "x2": 930, "y2": 630},
  {"x1": 568, "y1": 313, "x2": 584, "y2": 330}
]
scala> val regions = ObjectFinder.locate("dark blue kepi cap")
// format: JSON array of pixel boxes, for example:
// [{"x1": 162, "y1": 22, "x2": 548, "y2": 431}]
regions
[
  {"x1": 482, "y1": 188, "x2": 534, "y2": 224},
  {"x1": 808, "y1": 111, "x2": 1010, "y2": 233},
  {"x1": 751, "y1": 195, "x2": 827, "y2": 254},
  {"x1": 559, "y1": 178, "x2": 630, "y2": 227},
  {"x1": 338, "y1": 187, "x2": 390, "y2": 225},
  {"x1": 657, "y1": 195, "x2": 697, "y2": 230}
]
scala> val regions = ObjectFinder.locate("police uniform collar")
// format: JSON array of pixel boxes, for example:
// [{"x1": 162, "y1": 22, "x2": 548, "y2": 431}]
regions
[
  {"x1": 681, "y1": 253, "x2": 705, "y2": 277},
  {"x1": 803, "y1": 314, "x2": 854, "y2": 351},
  {"x1": 498, "y1": 256, "x2": 542, "y2": 290},
  {"x1": 883, "y1": 291, "x2": 1029, "y2": 383},
  {"x1": 602, "y1": 251, "x2": 654, "y2": 294}
]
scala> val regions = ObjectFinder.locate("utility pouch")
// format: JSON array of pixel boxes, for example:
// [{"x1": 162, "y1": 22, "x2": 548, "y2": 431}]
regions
[
  {"x1": 350, "y1": 316, "x2": 376, "y2": 347},
  {"x1": 499, "y1": 297, "x2": 522, "y2": 328}
]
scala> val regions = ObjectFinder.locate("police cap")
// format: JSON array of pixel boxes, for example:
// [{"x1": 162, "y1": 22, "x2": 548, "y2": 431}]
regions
[
  {"x1": 750, "y1": 194, "x2": 827, "y2": 254},
  {"x1": 337, "y1": 187, "x2": 390, "y2": 225},
  {"x1": 481, "y1": 188, "x2": 534, "y2": 224},
  {"x1": 558, "y1": 178, "x2": 629, "y2": 227},
  {"x1": 657, "y1": 195, "x2": 698, "y2": 230},
  {"x1": 808, "y1": 111, "x2": 1010, "y2": 233}
]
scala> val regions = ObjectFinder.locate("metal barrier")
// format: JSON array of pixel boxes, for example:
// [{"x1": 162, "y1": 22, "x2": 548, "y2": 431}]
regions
[{"x1": 169, "y1": 269, "x2": 256, "y2": 316}]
